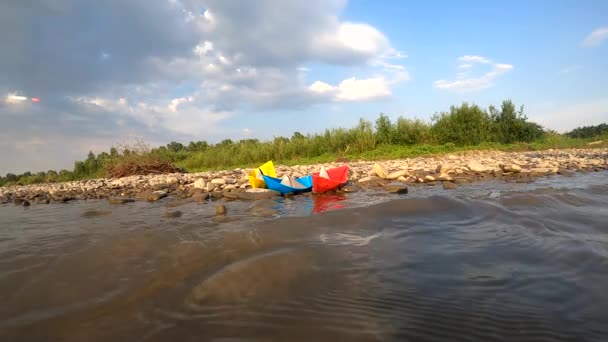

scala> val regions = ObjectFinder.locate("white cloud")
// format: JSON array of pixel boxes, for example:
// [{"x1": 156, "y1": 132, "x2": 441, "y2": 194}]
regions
[
  {"x1": 0, "y1": 0, "x2": 409, "y2": 173},
  {"x1": 459, "y1": 55, "x2": 491, "y2": 64},
  {"x1": 434, "y1": 55, "x2": 514, "y2": 92},
  {"x1": 581, "y1": 27, "x2": 608, "y2": 47},
  {"x1": 309, "y1": 76, "x2": 392, "y2": 101}
]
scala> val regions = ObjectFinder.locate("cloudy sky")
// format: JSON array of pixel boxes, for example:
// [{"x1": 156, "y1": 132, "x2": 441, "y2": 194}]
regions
[{"x1": 1, "y1": 0, "x2": 607, "y2": 174}]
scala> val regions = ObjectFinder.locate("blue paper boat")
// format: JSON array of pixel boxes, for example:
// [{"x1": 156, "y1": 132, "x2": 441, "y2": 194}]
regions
[{"x1": 261, "y1": 175, "x2": 313, "y2": 195}]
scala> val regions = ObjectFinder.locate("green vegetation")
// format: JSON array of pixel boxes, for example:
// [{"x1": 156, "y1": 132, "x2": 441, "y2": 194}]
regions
[
  {"x1": 566, "y1": 123, "x2": 608, "y2": 139},
  {"x1": 1, "y1": 99, "x2": 606, "y2": 187}
]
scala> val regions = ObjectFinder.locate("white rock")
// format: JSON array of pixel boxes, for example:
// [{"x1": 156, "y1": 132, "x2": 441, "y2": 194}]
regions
[
  {"x1": 424, "y1": 175, "x2": 436, "y2": 182},
  {"x1": 386, "y1": 170, "x2": 408, "y2": 180},
  {"x1": 206, "y1": 182, "x2": 216, "y2": 192},
  {"x1": 193, "y1": 178, "x2": 206, "y2": 189},
  {"x1": 467, "y1": 161, "x2": 489, "y2": 172}
]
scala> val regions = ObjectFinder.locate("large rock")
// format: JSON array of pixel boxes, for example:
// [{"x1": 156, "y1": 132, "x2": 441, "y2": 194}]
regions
[
  {"x1": 383, "y1": 182, "x2": 408, "y2": 194},
  {"x1": 386, "y1": 170, "x2": 408, "y2": 180},
  {"x1": 467, "y1": 161, "x2": 489, "y2": 173},
  {"x1": 193, "y1": 178, "x2": 206, "y2": 189},
  {"x1": 238, "y1": 188, "x2": 281, "y2": 200},
  {"x1": 206, "y1": 182, "x2": 216, "y2": 192},
  {"x1": 372, "y1": 163, "x2": 389, "y2": 179}
]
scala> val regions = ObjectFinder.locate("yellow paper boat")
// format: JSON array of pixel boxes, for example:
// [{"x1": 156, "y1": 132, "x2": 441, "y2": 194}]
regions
[{"x1": 248, "y1": 161, "x2": 277, "y2": 188}]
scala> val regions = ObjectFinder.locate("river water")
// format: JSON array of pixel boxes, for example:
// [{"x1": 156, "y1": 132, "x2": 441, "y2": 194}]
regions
[{"x1": 1, "y1": 173, "x2": 607, "y2": 341}]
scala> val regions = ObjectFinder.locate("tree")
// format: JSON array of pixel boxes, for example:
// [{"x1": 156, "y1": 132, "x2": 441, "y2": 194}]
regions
[
  {"x1": 5, "y1": 173, "x2": 17, "y2": 182},
  {"x1": 375, "y1": 113, "x2": 395, "y2": 145},
  {"x1": 187, "y1": 140, "x2": 209, "y2": 151},
  {"x1": 166, "y1": 141, "x2": 185, "y2": 152},
  {"x1": 110, "y1": 147, "x2": 119, "y2": 157},
  {"x1": 291, "y1": 131, "x2": 305, "y2": 140}
]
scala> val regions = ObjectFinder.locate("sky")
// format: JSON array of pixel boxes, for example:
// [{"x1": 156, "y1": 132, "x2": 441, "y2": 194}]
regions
[{"x1": 1, "y1": 0, "x2": 607, "y2": 174}]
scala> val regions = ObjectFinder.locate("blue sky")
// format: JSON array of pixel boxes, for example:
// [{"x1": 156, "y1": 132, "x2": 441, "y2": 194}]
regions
[{"x1": 1, "y1": 0, "x2": 607, "y2": 174}]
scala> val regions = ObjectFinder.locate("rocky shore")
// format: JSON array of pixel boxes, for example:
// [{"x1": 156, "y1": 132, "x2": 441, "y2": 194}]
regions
[{"x1": 2, "y1": 148, "x2": 607, "y2": 206}]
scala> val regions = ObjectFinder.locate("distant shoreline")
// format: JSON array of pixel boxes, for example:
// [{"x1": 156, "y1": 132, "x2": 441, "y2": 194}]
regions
[{"x1": 1, "y1": 147, "x2": 606, "y2": 206}]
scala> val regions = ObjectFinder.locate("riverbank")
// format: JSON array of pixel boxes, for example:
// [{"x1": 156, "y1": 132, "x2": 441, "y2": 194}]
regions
[{"x1": 1, "y1": 148, "x2": 607, "y2": 206}]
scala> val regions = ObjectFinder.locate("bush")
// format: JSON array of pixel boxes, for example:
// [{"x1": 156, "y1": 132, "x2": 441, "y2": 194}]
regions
[
  {"x1": 431, "y1": 103, "x2": 492, "y2": 145},
  {"x1": 395, "y1": 117, "x2": 433, "y2": 145}
]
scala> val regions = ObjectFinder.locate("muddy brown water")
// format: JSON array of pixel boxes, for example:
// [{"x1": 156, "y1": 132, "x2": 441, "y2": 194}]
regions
[{"x1": 1, "y1": 173, "x2": 608, "y2": 341}]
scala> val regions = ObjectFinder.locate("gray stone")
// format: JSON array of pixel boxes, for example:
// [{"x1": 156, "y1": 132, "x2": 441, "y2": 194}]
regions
[{"x1": 383, "y1": 182, "x2": 408, "y2": 194}]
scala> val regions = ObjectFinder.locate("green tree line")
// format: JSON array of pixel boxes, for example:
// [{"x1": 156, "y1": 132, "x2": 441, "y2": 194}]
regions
[{"x1": 1, "y1": 99, "x2": 605, "y2": 187}]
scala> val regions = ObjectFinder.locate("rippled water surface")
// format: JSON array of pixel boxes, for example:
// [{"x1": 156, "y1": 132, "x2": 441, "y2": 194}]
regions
[{"x1": 1, "y1": 173, "x2": 608, "y2": 341}]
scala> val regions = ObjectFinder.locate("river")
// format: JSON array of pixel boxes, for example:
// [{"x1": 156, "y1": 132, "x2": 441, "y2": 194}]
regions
[{"x1": 1, "y1": 172, "x2": 607, "y2": 341}]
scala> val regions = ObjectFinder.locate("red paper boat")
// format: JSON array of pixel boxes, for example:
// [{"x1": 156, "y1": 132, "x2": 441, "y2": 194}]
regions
[{"x1": 312, "y1": 165, "x2": 349, "y2": 193}]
